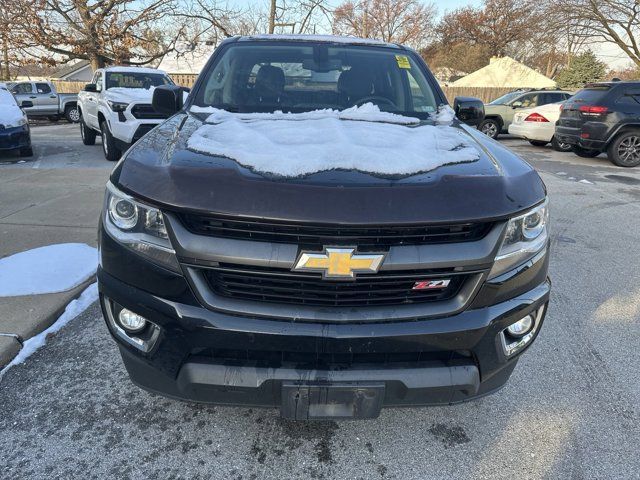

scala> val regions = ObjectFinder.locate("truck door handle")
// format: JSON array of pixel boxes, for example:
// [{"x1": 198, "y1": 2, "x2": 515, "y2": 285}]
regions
[
  {"x1": 29, "y1": 96, "x2": 37, "y2": 99},
  {"x1": 50, "y1": 95, "x2": 56, "y2": 98}
]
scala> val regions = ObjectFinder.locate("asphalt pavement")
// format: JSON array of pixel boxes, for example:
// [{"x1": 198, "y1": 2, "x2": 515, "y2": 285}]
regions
[{"x1": 1, "y1": 127, "x2": 639, "y2": 479}]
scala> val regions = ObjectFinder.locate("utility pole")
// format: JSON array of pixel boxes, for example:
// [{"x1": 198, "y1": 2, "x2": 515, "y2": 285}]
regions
[{"x1": 269, "y1": 0, "x2": 276, "y2": 34}]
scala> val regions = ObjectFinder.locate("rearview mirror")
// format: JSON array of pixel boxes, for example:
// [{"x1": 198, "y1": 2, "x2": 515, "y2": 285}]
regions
[
  {"x1": 153, "y1": 85, "x2": 185, "y2": 116},
  {"x1": 512, "y1": 101, "x2": 523, "y2": 108},
  {"x1": 84, "y1": 83, "x2": 97, "y2": 92},
  {"x1": 20, "y1": 100, "x2": 33, "y2": 108},
  {"x1": 453, "y1": 96, "x2": 485, "y2": 127}
]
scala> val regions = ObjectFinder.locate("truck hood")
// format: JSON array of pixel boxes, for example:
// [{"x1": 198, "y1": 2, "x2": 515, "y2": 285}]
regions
[
  {"x1": 113, "y1": 113, "x2": 546, "y2": 224},
  {"x1": 103, "y1": 87, "x2": 155, "y2": 105}
]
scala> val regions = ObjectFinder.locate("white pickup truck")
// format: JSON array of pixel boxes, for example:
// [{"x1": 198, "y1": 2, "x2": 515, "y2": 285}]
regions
[
  {"x1": 77, "y1": 66, "x2": 175, "y2": 161},
  {"x1": 9, "y1": 81, "x2": 79, "y2": 123}
]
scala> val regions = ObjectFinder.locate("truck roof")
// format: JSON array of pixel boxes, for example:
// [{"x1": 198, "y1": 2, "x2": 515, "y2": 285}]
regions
[
  {"x1": 237, "y1": 34, "x2": 400, "y2": 49},
  {"x1": 101, "y1": 66, "x2": 167, "y2": 75}
]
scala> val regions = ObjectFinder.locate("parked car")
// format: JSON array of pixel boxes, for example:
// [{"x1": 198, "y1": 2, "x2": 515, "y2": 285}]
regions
[
  {"x1": 0, "y1": 88, "x2": 33, "y2": 157},
  {"x1": 555, "y1": 81, "x2": 640, "y2": 167},
  {"x1": 98, "y1": 35, "x2": 550, "y2": 420},
  {"x1": 9, "y1": 81, "x2": 79, "y2": 123},
  {"x1": 479, "y1": 89, "x2": 572, "y2": 139},
  {"x1": 508, "y1": 102, "x2": 572, "y2": 151},
  {"x1": 77, "y1": 66, "x2": 175, "y2": 161}
]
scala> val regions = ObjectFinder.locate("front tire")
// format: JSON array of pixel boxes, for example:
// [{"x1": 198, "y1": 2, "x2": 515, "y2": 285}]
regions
[
  {"x1": 529, "y1": 140, "x2": 548, "y2": 147},
  {"x1": 80, "y1": 116, "x2": 96, "y2": 145},
  {"x1": 572, "y1": 145, "x2": 601, "y2": 158},
  {"x1": 100, "y1": 120, "x2": 121, "y2": 161},
  {"x1": 551, "y1": 136, "x2": 573, "y2": 152},
  {"x1": 607, "y1": 131, "x2": 640, "y2": 167},
  {"x1": 64, "y1": 104, "x2": 80, "y2": 123},
  {"x1": 478, "y1": 119, "x2": 500, "y2": 139}
]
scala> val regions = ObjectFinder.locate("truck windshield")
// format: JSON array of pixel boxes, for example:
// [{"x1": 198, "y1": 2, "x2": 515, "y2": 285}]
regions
[
  {"x1": 193, "y1": 42, "x2": 440, "y2": 118},
  {"x1": 105, "y1": 72, "x2": 173, "y2": 90}
]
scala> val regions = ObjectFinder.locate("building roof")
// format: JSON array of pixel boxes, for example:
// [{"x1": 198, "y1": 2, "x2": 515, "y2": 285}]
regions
[
  {"x1": 451, "y1": 56, "x2": 556, "y2": 89},
  {"x1": 51, "y1": 60, "x2": 91, "y2": 79}
]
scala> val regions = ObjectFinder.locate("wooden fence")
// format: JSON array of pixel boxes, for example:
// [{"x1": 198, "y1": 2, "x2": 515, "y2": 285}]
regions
[{"x1": 52, "y1": 78, "x2": 512, "y2": 104}]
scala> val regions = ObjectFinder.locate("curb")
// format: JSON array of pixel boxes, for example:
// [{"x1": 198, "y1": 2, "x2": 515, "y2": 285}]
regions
[{"x1": 0, "y1": 275, "x2": 96, "y2": 368}]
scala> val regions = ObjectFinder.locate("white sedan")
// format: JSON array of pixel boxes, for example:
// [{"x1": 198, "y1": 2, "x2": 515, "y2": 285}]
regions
[{"x1": 508, "y1": 102, "x2": 572, "y2": 152}]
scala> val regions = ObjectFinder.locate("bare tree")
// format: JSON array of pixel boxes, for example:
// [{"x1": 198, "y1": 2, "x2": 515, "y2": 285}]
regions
[
  {"x1": 332, "y1": 0, "x2": 437, "y2": 48},
  {"x1": 561, "y1": 0, "x2": 640, "y2": 68},
  {"x1": 6, "y1": 0, "x2": 186, "y2": 70}
]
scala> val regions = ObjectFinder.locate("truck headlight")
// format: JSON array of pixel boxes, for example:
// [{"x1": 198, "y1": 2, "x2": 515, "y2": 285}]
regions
[
  {"x1": 107, "y1": 100, "x2": 129, "y2": 112},
  {"x1": 103, "y1": 182, "x2": 179, "y2": 272},
  {"x1": 489, "y1": 200, "x2": 549, "y2": 278}
]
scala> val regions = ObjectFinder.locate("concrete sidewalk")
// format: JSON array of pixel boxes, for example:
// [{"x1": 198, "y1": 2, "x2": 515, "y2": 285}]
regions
[{"x1": 0, "y1": 124, "x2": 110, "y2": 367}]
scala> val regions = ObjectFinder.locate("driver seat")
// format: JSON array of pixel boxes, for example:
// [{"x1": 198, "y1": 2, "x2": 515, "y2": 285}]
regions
[{"x1": 338, "y1": 68, "x2": 374, "y2": 107}]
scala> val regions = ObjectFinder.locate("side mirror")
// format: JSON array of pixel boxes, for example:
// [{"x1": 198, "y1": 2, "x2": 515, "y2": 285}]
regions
[
  {"x1": 511, "y1": 101, "x2": 523, "y2": 108},
  {"x1": 453, "y1": 96, "x2": 485, "y2": 127},
  {"x1": 20, "y1": 100, "x2": 34, "y2": 108},
  {"x1": 84, "y1": 83, "x2": 97, "y2": 92},
  {"x1": 153, "y1": 85, "x2": 185, "y2": 115}
]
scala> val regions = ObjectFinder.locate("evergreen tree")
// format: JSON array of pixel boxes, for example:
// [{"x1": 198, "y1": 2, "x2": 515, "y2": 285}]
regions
[{"x1": 556, "y1": 50, "x2": 607, "y2": 89}]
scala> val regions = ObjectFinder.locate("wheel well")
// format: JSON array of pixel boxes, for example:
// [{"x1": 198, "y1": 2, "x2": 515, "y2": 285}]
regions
[
  {"x1": 64, "y1": 102, "x2": 77, "y2": 111},
  {"x1": 97, "y1": 111, "x2": 106, "y2": 126},
  {"x1": 484, "y1": 115, "x2": 503, "y2": 127},
  {"x1": 607, "y1": 125, "x2": 640, "y2": 147}
]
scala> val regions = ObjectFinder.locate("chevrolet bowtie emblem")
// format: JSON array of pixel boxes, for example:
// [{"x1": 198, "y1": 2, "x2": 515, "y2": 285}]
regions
[{"x1": 293, "y1": 247, "x2": 385, "y2": 279}]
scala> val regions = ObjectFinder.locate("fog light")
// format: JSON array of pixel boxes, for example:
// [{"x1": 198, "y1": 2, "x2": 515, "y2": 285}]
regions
[
  {"x1": 118, "y1": 308, "x2": 147, "y2": 333},
  {"x1": 506, "y1": 315, "x2": 534, "y2": 338}
]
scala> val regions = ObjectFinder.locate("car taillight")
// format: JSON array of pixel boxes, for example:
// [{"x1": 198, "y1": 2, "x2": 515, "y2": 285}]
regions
[
  {"x1": 524, "y1": 112, "x2": 549, "y2": 122},
  {"x1": 578, "y1": 105, "x2": 608, "y2": 115}
]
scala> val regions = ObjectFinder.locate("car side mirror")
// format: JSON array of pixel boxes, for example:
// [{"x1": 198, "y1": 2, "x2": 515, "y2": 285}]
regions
[
  {"x1": 84, "y1": 83, "x2": 97, "y2": 92},
  {"x1": 153, "y1": 85, "x2": 185, "y2": 115},
  {"x1": 453, "y1": 96, "x2": 485, "y2": 127},
  {"x1": 511, "y1": 101, "x2": 523, "y2": 108},
  {"x1": 20, "y1": 100, "x2": 33, "y2": 108}
]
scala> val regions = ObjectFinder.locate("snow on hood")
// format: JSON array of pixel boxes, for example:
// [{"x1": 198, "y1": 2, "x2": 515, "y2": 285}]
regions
[
  {"x1": 0, "y1": 89, "x2": 26, "y2": 127},
  {"x1": 104, "y1": 87, "x2": 155, "y2": 104},
  {"x1": 187, "y1": 104, "x2": 478, "y2": 178}
]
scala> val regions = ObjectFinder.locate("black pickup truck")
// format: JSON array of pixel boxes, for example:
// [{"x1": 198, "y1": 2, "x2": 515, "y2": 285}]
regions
[{"x1": 97, "y1": 35, "x2": 550, "y2": 420}]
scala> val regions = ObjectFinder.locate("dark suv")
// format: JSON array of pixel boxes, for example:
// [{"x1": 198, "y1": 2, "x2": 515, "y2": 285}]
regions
[
  {"x1": 98, "y1": 35, "x2": 550, "y2": 420},
  {"x1": 556, "y1": 81, "x2": 640, "y2": 167}
]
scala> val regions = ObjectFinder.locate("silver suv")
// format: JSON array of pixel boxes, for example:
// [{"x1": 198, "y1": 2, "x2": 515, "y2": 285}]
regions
[{"x1": 479, "y1": 89, "x2": 572, "y2": 139}]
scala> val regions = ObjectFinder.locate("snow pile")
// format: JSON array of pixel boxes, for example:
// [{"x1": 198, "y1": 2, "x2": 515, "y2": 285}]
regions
[
  {"x1": 187, "y1": 104, "x2": 478, "y2": 177},
  {"x1": 0, "y1": 283, "x2": 98, "y2": 378},
  {"x1": 0, "y1": 89, "x2": 26, "y2": 127},
  {"x1": 0, "y1": 243, "x2": 98, "y2": 297}
]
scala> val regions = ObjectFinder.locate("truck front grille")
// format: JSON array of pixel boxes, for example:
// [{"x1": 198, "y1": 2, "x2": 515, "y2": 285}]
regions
[
  {"x1": 202, "y1": 263, "x2": 466, "y2": 307},
  {"x1": 179, "y1": 214, "x2": 492, "y2": 248},
  {"x1": 190, "y1": 348, "x2": 472, "y2": 369},
  {"x1": 131, "y1": 104, "x2": 170, "y2": 120}
]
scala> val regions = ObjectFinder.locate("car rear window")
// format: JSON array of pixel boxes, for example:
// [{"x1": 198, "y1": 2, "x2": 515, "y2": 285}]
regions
[{"x1": 571, "y1": 86, "x2": 611, "y2": 104}]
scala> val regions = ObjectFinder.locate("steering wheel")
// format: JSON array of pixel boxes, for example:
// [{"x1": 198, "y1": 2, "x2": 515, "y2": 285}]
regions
[{"x1": 355, "y1": 96, "x2": 398, "y2": 109}]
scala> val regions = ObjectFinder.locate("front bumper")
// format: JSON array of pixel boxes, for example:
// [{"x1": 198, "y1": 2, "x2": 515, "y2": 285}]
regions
[
  {"x1": 0, "y1": 125, "x2": 30, "y2": 151},
  {"x1": 98, "y1": 228, "x2": 550, "y2": 418}
]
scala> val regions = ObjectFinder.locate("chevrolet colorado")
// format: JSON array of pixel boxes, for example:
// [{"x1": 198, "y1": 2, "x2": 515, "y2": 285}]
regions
[{"x1": 98, "y1": 35, "x2": 550, "y2": 420}]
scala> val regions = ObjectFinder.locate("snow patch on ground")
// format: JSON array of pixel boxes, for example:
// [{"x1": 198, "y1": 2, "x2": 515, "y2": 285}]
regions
[
  {"x1": 187, "y1": 104, "x2": 478, "y2": 178},
  {"x1": 578, "y1": 179, "x2": 594, "y2": 184},
  {"x1": 0, "y1": 243, "x2": 98, "y2": 297},
  {"x1": 0, "y1": 283, "x2": 98, "y2": 379}
]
